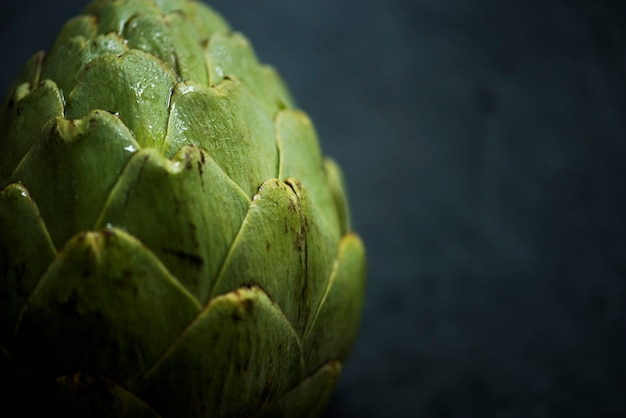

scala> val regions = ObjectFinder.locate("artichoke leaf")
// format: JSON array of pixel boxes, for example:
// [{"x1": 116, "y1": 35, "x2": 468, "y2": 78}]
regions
[
  {"x1": 162, "y1": 78, "x2": 277, "y2": 196},
  {"x1": 185, "y1": 1, "x2": 230, "y2": 38},
  {"x1": 41, "y1": 33, "x2": 128, "y2": 96},
  {"x1": 0, "y1": 51, "x2": 44, "y2": 138},
  {"x1": 166, "y1": 12, "x2": 209, "y2": 85},
  {"x1": 0, "y1": 79, "x2": 64, "y2": 184},
  {"x1": 11, "y1": 228, "x2": 201, "y2": 387},
  {"x1": 66, "y1": 50, "x2": 177, "y2": 150},
  {"x1": 284, "y1": 178, "x2": 340, "y2": 337},
  {"x1": 210, "y1": 177, "x2": 334, "y2": 336},
  {"x1": 4, "y1": 51, "x2": 44, "y2": 96},
  {"x1": 304, "y1": 233, "x2": 366, "y2": 373},
  {"x1": 206, "y1": 32, "x2": 256, "y2": 86},
  {"x1": 123, "y1": 14, "x2": 178, "y2": 75},
  {"x1": 277, "y1": 109, "x2": 341, "y2": 234},
  {"x1": 123, "y1": 11, "x2": 209, "y2": 85},
  {"x1": 95, "y1": 146, "x2": 250, "y2": 303},
  {"x1": 324, "y1": 158, "x2": 352, "y2": 235},
  {"x1": 258, "y1": 64, "x2": 296, "y2": 110},
  {"x1": 136, "y1": 285, "x2": 304, "y2": 418},
  {"x1": 152, "y1": 0, "x2": 187, "y2": 14},
  {"x1": 47, "y1": 15, "x2": 98, "y2": 54},
  {"x1": 0, "y1": 184, "x2": 56, "y2": 344},
  {"x1": 10, "y1": 110, "x2": 140, "y2": 249},
  {"x1": 260, "y1": 361, "x2": 341, "y2": 418},
  {"x1": 206, "y1": 32, "x2": 294, "y2": 113},
  {"x1": 83, "y1": 0, "x2": 160, "y2": 35}
]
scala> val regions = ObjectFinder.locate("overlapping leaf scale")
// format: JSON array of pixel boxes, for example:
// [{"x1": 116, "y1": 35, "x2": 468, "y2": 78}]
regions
[
  {"x1": 10, "y1": 110, "x2": 140, "y2": 250},
  {"x1": 123, "y1": 11, "x2": 208, "y2": 85},
  {"x1": 209, "y1": 176, "x2": 337, "y2": 338},
  {"x1": 83, "y1": 0, "x2": 161, "y2": 35},
  {"x1": 261, "y1": 361, "x2": 341, "y2": 418},
  {"x1": 0, "y1": 184, "x2": 56, "y2": 344},
  {"x1": 324, "y1": 158, "x2": 352, "y2": 235},
  {"x1": 41, "y1": 32, "x2": 128, "y2": 97},
  {"x1": 135, "y1": 285, "x2": 303, "y2": 418},
  {"x1": 46, "y1": 15, "x2": 98, "y2": 53},
  {"x1": 166, "y1": 12, "x2": 209, "y2": 84},
  {"x1": 0, "y1": 51, "x2": 43, "y2": 114},
  {"x1": 206, "y1": 32, "x2": 295, "y2": 113},
  {"x1": 209, "y1": 179, "x2": 307, "y2": 333},
  {"x1": 65, "y1": 50, "x2": 177, "y2": 150},
  {"x1": 304, "y1": 233, "x2": 366, "y2": 374},
  {"x1": 183, "y1": 0, "x2": 230, "y2": 38},
  {"x1": 83, "y1": 0, "x2": 227, "y2": 36},
  {"x1": 94, "y1": 146, "x2": 250, "y2": 303},
  {"x1": 0, "y1": 50, "x2": 44, "y2": 148},
  {"x1": 43, "y1": 0, "x2": 229, "y2": 94},
  {"x1": 0, "y1": 79, "x2": 64, "y2": 184},
  {"x1": 285, "y1": 178, "x2": 340, "y2": 337},
  {"x1": 276, "y1": 109, "x2": 341, "y2": 235},
  {"x1": 162, "y1": 78, "x2": 278, "y2": 195},
  {"x1": 10, "y1": 228, "x2": 201, "y2": 387},
  {"x1": 151, "y1": 0, "x2": 187, "y2": 14},
  {"x1": 123, "y1": 14, "x2": 179, "y2": 77}
]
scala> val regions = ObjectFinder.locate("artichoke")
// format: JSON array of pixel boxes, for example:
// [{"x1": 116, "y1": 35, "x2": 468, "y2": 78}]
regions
[{"x1": 0, "y1": 0, "x2": 366, "y2": 416}]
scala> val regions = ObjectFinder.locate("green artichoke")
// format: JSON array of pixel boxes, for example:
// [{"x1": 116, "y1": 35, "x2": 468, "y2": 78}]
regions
[{"x1": 0, "y1": 0, "x2": 366, "y2": 416}]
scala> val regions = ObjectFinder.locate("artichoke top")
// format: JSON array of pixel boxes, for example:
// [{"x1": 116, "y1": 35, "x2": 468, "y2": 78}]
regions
[{"x1": 0, "y1": 1, "x2": 366, "y2": 417}]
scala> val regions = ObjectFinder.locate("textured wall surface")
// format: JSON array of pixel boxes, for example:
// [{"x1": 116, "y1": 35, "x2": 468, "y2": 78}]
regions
[{"x1": 1, "y1": 1, "x2": 625, "y2": 417}]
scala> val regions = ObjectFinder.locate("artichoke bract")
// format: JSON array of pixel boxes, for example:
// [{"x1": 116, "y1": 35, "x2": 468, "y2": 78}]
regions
[{"x1": 0, "y1": 0, "x2": 366, "y2": 416}]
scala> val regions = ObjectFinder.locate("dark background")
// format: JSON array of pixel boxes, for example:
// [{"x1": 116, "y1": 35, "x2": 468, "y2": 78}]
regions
[{"x1": 2, "y1": 1, "x2": 626, "y2": 417}]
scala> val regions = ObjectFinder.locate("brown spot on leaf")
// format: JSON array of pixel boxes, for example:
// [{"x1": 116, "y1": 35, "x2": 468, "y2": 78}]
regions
[
  {"x1": 197, "y1": 160, "x2": 204, "y2": 190},
  {"x1": 242, "y1": 297, "x2": 254, "y2": 313},
  {"x1": 184, "y1": 150, "x2": 193, "y2": 170},
  {"x1": 295, "y1": 231, "x2": 306, "y2": 252}
]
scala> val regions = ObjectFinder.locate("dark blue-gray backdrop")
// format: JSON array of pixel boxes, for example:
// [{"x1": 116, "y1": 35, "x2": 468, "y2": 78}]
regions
[{"x1": 2, "y1": 1, "x2": 625, "y2": 417}]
